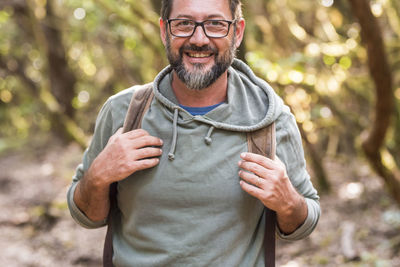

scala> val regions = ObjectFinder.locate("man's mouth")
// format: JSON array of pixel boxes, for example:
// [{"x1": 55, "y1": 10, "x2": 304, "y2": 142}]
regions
[{"x1": 186, "y1": 52, "x2": 213, "y2": 58}]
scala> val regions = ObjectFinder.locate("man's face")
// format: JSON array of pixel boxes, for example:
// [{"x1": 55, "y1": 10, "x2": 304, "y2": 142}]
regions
[{"x1": 161, "y1": 0, "x2": 244, "y2": 90}]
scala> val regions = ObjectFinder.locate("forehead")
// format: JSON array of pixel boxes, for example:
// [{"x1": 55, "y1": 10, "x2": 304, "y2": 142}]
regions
[{"x1": 169, "y1": 0, "x2": 232, "y2": 20}]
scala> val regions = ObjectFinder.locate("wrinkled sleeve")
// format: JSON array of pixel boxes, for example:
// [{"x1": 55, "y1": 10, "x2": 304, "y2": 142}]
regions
[
  {"x1": 275, "y1": 106, "x2": 321, "y2": 240},
  {"x1": 67, "y1": 99, "x2": 116, "y2": 229}
]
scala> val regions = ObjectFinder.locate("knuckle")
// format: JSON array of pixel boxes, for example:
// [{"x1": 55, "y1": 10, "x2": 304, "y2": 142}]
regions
[
  {"x1": 251, "y1": 164, "x2": 265, "y2": 177},
  {"x1": 254, "y1": 164, "x2": 263, "y2": 174},
  {"x1": 260, "y1": 192, "x2": 270, "y2": 203},
  {"x1": 108, "y1": 134, "x2": 117, "y2": 143},
  {"x1": 240, "y1": 161, "x2": 248, "y2": 169},
  {"x1": 242, "y1": 172, "x2": 251, "y2": 181},
  {"x1": 134, "y1": 149, "x2": 147, "y2": 160},
  {"x1": 132, "y1": 159, "x2": 144, "y2": 169},
  {"x1": 133, "y1": 149, "x2": 145, "y2": 159},
  {"x1": 119, "y1": 163, "x2": 131, "y2": 175},
  {"x1": 143, "y1": 136, "x2": 156, "y2": 145},
  {"x1": 121, "y1": 159, "x2": 132, "y2": 170},
  {"x1": 261, "y1": 157, "x2": 269, "y2": 166},
  {"x1": 112, "y1": 134, "x2": 124, "y2": 144},
  {"x1": 246, "y1": 162, "x2": 256, "y2": 170},
  {"x1": 130, "y1": 158, "x2": 158, "y2": 172},
  {"x1": 148, "y1": 136, "x2": 162, "y2": 146},
  {"x1": 270, "y1": 173, "x2": 280, "y2": 183},
  {"x1": 145, "y1": 159, "x2": 157, "y2": 167},
  {"x1": 141, "y1": 159, "x2": 158, "y2": 169},
  {"x1": 136, "y1": 129, "x2": 149, "y2": 135},
  {"x1": 141, "y1": 147, "x2": 161, "y2": 158},
  {"x1": 276, "y1": 168, "x2": 287, "y2": 180},
  {"x1": 119, "y1": 145, "x2": 129, "y2": 157}
]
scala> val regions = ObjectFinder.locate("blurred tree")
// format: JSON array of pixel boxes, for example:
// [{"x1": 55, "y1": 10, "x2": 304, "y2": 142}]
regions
[
  {"x1": 348, "y1": 0, "x2": 400, "y2": 204},
  {"x1": 0, "y1": 0, "x2": 85, "y2": 146}
]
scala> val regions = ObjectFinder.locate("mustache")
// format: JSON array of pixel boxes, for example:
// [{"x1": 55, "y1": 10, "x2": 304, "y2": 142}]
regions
[{"x1": 179, "y1": 44, "x2": 218, "y2": 54}]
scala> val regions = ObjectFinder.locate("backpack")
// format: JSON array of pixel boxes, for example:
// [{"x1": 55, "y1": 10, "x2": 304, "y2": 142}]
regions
[{"x1": 103, "y1": 83, "x2": 276, "y2": 267}]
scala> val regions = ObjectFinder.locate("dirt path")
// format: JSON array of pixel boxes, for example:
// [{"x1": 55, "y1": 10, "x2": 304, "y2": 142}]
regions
[{"x1": 0, "y1": 142, "x2": 399, "y2": 266}]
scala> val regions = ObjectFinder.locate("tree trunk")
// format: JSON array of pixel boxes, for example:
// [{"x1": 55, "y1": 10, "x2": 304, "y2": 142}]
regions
[
  {"x1": 298, "y1": 123, "x2": 331, "y2": 192},
  {"x1": 348, "y1": 0, "x2": 400, "y2": 205},
  {"x1": 42, "y1": 0, "x2": 76, "y2": 118}
]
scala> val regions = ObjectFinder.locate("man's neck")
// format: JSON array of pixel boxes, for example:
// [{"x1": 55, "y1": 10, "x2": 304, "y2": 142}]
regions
[{"x1": 171, "y1": 71, "x2": 228, "y2": 107}]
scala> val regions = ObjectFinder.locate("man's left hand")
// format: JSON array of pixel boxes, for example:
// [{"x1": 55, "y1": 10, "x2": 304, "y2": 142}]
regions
[{"x1": 238, "y1": 152, "x2": 308, "y2": 234}]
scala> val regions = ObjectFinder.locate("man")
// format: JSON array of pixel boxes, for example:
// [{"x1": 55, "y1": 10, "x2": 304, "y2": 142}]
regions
[{"x1": 67, "y1": 0, "x2": 320, "y2": 266}]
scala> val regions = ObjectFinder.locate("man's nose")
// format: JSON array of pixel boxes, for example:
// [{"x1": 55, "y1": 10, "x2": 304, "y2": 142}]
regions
[{"x1": 189, "y1": 26, "x2": 210, "y2": 47}]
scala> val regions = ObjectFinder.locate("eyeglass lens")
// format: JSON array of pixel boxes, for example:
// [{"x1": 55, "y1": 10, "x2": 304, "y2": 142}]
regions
[{"x1": 169, "y1": 20, "x2": 231, "y2": 38}]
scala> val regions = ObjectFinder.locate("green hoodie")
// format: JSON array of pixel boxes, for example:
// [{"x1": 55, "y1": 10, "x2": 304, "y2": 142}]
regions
[{"x1": 68, "y1": 59, "x2": 320, "y2": 266}]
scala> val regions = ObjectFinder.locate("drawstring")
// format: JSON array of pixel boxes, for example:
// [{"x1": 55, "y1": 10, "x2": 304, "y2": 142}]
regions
[
  {"x1": 204, "y1": 126, "x2": 215, "y2": 145},
  {"x1": 168, "y1": 108, "x2": 179, "y2": 160},
  {"x1": 168, "y1": 108, "x2": 216, "y2": 159}
]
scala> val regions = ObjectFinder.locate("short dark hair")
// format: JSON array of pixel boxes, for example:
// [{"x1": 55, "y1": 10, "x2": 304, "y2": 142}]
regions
[{"x1": 160, "y1": 0, "x2": 242, "y2": 20}]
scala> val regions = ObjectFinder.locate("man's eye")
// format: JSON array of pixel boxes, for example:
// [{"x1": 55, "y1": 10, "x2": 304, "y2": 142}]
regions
[
  {"x1": 178, "y1": 20, "x2": 192, "y2": 26},
  {"x1": 205, "y1": 20, "x2": 227, "y2": 28},
  {"x1": 211, "y1": 21, "x2": 224, "y2": 26}
]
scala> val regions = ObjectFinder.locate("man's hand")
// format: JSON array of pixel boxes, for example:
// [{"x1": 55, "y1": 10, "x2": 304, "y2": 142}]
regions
[
  {"x1": 74, "y1": 128, "x2": 163, "y2": 222},
  {"x1": 238, "y1": 152, "x2": 307, "y2": 234},
  {"x1": 88, "y1": 128, "x2": 163, "y2": 186}
]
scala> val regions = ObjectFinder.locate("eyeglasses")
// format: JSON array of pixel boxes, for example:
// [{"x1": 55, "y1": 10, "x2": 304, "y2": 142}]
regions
[{"x1": 167, "y1": 19, "x2": 236, "y2": 38}]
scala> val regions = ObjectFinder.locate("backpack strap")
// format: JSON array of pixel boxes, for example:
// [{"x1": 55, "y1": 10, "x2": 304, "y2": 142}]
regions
[
  {"x1": 103, "y1": 83, "x2": 154, "y2": 267},
  {"x1": 122, "y1": 83, "x2": 155, "y2": 133},
  {"x1": 247, "y1": 122, "x2": 276, "y2": 267}
]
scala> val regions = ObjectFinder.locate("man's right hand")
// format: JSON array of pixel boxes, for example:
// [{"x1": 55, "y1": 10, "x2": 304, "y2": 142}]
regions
[
  {"x1": 73, "y1": 128, "x2": 163, "y2": 222},
  {"x1": 88, "y1": 128, "x2": 163, "y2": 186}
]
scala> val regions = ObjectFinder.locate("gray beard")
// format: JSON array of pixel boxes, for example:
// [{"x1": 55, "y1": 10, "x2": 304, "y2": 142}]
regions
[{"x1": 165, "y1": 34, "x2": 236, "y2": 90}]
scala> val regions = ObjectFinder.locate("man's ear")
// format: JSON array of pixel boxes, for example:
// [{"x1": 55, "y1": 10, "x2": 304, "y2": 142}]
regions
[
  {"x1": 160, "y1": 18, "x2": 167, "y2": 46},
  {"x1": 234, "y1": 18, "x2": 245, "y2": 49}
]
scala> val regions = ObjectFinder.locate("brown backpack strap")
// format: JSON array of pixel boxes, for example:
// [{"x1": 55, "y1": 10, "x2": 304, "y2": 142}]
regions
[
  {"x1": 103, "y1": 83, "x2": 154, "y2": 267},
  {"x1": 122, "y1": 83, "x2": 154, "y2": 133},
  {"x1": 247, "y1": 122, "x2": 276, "y2": 267}
]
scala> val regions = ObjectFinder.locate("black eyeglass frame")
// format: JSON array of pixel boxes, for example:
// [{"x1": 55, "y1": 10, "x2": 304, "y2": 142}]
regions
[{"x1": 166, "y1": 18, "x2": 237, "y2": 38}]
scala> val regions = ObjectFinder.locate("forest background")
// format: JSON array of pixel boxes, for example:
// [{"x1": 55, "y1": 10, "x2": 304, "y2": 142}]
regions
[{"x1": 0, "y1": 0, "x2": 399, "y2": 266}]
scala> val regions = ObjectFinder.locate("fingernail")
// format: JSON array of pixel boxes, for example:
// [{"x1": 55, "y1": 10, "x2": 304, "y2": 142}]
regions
[{"x1": 240, "y1": 153, "x2": 247, "y2": 158}]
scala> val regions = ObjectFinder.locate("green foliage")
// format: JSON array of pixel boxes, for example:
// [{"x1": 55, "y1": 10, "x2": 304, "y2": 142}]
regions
[{"x1": 244, "y1": 0, "x2": 399, "y2": 160}]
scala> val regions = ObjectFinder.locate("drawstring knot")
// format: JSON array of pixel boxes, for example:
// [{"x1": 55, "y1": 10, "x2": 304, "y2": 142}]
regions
[{"x1": 204, "y1": 126, "x2": 215, "y2": 145}]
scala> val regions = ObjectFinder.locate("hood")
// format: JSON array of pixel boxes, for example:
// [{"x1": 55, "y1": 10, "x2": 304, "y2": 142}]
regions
[
  {"x1": 153, "y1": 59, "x2": 283, "y2": 132},
  {"x1": 151, "y1": 59, "x2": 284, "y2": 160}
]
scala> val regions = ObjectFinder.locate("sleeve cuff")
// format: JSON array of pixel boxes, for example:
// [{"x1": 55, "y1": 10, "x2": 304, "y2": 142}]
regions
[
  {"x1": 276, "y1": 197, "x2": 320, "y2": 241},
  {"x1": 67, "y1": 182, "x2": 107, "y2": 229}
]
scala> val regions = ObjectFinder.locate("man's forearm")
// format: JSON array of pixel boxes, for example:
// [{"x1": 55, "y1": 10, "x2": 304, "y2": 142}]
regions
[
  {"x1": 276, "y1": 193, "x2": 308, "y2": 234},
  {"x1": 73, "y1": 171, "x2": 111, "y2": 222}
]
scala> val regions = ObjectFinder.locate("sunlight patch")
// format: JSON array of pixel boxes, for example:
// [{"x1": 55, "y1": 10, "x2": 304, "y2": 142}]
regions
[
  {"x1": 339, "y1": 182, "x2": 364, "y2": 200},
  {"x1": 281, "y1": 260, "x2": 300, "y2": 267}
]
